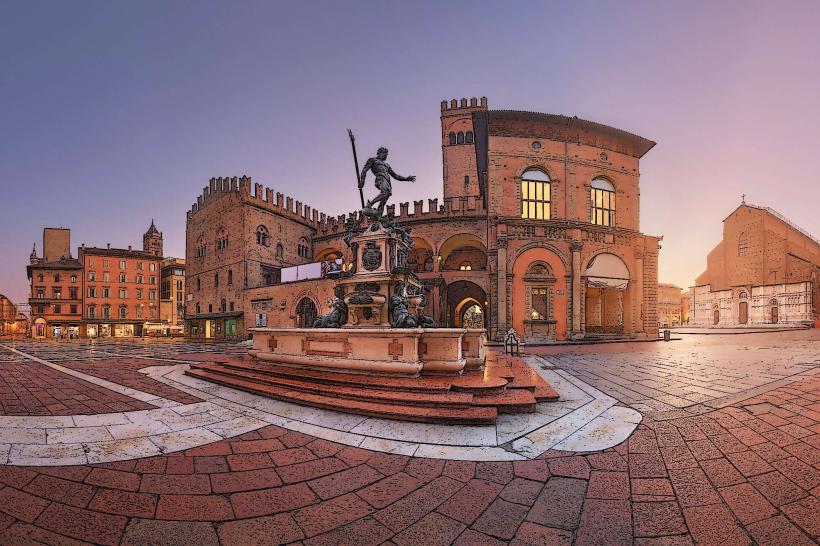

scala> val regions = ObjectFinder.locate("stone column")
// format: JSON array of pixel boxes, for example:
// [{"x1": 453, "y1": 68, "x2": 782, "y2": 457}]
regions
[
  {"x1": 570, "y1": 240, "x2": 583, "y2": 338},
  {"x1": 496, "y1": 239, "x2": 508, "y2": 339},
  {"x1": 635, "y1": 252, "x2": 645, "y2": 336},
  {"x1": 432, "y1": 253, "x2": 440, "y2": 273}
]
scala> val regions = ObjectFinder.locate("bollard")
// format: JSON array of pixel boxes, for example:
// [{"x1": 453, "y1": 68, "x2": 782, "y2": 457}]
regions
[{"x1": 663, "y1": 329, "x2": 671, "y2": 342}]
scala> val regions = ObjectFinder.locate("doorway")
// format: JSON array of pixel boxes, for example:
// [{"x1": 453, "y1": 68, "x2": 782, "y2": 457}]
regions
[{"x1": 738, "y1": 302, "x2": 748, "y2": 324}]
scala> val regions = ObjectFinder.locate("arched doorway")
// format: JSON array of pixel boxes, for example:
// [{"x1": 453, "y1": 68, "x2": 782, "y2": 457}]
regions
[
  {"x1": 585, "y1": 253, "x2": 630, "y2": 335},
  {"x1": 295, "y1": 298, "x2": 317, "y2": 328},
  {"x1": 408, "y1": 238, "x2": 434, "y2": 273},
  {"x1": 738, "y1": 291, "x2": 748, "y2": 324},
  {"x1": 713, "y1": 305, "x2": 720, "y2": 325},
  {"x1": 462, "y1": 304, "x2": 484, "y2": 328},
  {"x1": 446, "y1": 281, "x2": 486, "y2": 328},
  {"x1": 770, "y1": 299, "x2": 779, "y2": 324}
]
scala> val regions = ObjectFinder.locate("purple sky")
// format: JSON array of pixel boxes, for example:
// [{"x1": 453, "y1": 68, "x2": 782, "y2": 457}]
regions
[{"x1": 2, "y1": 1, "x2": 819, "y2": 304}]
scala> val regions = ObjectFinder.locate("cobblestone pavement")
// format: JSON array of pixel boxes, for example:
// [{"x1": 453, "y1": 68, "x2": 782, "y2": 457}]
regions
[{"x1": 0, "y1": 332, "x2": 816, "y2": 545}]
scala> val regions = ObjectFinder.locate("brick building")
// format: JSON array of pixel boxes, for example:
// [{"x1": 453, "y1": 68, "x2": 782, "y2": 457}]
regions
[
  {"x1": 185, "y1": 97, "x2": 661, "y2": 342},
  {"x1": 657, "y1": 283, "x2": 683, "y2": 328},
  {"x1": 160, "y1": 257, "x2": 186, "y2": 334},
  {"x1": 27, "y1": 223, "x2": 182, "y2": 338},
  {"x1": 27, "y1": 228, "x2": 84, "y2": 338},
  {"x1": 690, "y1": 201, "x2": 819, "y2": 326},
  {"x1": 0, "y1": 295, "x2": 28, "y2": 337}
]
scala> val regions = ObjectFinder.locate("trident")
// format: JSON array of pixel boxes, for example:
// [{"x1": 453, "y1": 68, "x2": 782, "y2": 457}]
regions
[{"x1": 347, "y1": 129, "x2": 365, "y2": 209}]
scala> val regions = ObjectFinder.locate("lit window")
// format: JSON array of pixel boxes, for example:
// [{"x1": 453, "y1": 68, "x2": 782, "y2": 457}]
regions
[
  {"x1": 531, "y1": 288, "x2": 549, "y2": 319},
  {"x1": 521, "y1": 169, "x2": 551, "y2": 220},
  {"x1": 459, "y1": 263, "x2": 472, "y2": 271},
  {"x1": 590, "y1": 178, "x2": 616, "y2": 227}
]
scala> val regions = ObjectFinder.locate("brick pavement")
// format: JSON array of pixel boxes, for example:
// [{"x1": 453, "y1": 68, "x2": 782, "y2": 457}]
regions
[
  {"x1": 0, "y1": 333, "x2": 816, "y2": 544},
  {"x1": 0, "y1": 374, "x2": 811, "y2": 544},
  {"x1": 0, "y1": 360, "x2": 155, "y2": 415}
]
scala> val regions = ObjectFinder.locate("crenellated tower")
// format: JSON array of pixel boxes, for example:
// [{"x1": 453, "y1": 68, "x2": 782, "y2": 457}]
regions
[
  {"x1": 440, "y1": 97, "x2": 487, "y2": 203},
  {"x1": 143, "y1": 220, "x2": 164, "y2": 257}
]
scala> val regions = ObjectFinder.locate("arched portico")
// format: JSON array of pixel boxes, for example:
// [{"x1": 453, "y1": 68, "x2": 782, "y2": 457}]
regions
[
  {"x1": 439, "y1": 234, "x2": 487, "y2": 272},
  {"x1": 584, "y1": 252, "x2": 631, "y2": 335},
  {"x1": 511, "y1": 247, "x2": 569, "y2": 341},
  {"x1": 446, "y1": 280, "x2": 486, "y2": 328}
]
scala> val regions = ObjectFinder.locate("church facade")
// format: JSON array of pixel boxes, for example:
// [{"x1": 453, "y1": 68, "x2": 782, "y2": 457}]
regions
[
  {"x1": 690, "y1": 202, "x2": 819, "y2": 327},
  {"x1": 185, "y1": 97, "x2": 661, "y2": 342}
]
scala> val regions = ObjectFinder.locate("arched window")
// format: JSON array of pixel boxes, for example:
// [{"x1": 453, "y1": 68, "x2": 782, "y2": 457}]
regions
[
  {"x1": 457, "y1": 131, "x2": 465, "y2": 144},
  {"x1": 227, "y1": 269, "x2": 233, "y2": 285},
  {"x1": 221, "y1": 298, "x2": 227, "y2": 312},
  {"x1": 208, "y1": 303, "x2": 213, "y2": 313},
  {"x1": 521, "y1": 169, "x2": 551, "y2": 220},
  {"x1": 214, "y1": 273, "x2": 219, "y2": 288},
  {"x1": 54, "y1": 274, "x2": 60, "y2": 282},
  {"x1": 256, "y1": 225, "x2": 270, "y2": 246},
  {"x1": 195, "y1": 303, "x2": 201, "y2": 314},
  {"x1": 459, "y1": 262, "x2": 472, "y2": 271},
  {"x1": 102, "y1": 305, "x2": 111, "y2": 319},
  {"x1": 88, "y1": 305, "x2": 96, "y2": 319},
  {"x1": 196, "y1": 277, "x2": 201, "y2": 291},
  {"x1": 738, "y1": 232, "x2": 748, "y2": 256},
  {"x1": 590, "y1": 178, "x2": 616, "y2": 227},
  {"x1": 297, "y1": 238, "x2": 310, "y2": 259},
  {"x1": 276, "y1": 243, "x2": 284, "y2": 259},
  {"x1": 465, "y1": 131, "x2": 474, "y2": 144},
  {"x1": 118, "y1": 306, "x2": 127, "y2": 319},
  {"x1": 37, "y1": 274, "x2": 44, "y2": 282},
  {"x1": 448, "y1": 132, "x2": 456, "y2": 145},
  {"x1": 296, "y1": 297, "x2": 318, "y2": 328}
]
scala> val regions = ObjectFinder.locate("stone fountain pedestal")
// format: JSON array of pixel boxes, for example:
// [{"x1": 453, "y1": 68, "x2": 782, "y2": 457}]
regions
[{"x1": 248, "y1": 215, "x2": 485, "y2": 377}]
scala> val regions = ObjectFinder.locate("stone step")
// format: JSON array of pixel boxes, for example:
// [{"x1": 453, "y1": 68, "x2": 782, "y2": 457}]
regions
[
  {"x1": 184, "y1": 368, "x2": 498, "y2": 425},
  {"x1": 450, "y1": 374, "x2": 508, "y2": 395},
  {"x1": 210, "y1": 359, "x2": 453, "y2": 394},
  {"x1": 190, "y1": 363, "x2": 474, "y2": 409},
  {"x1": 469, "y1": 388, "x2": 537, "y2": 413}
]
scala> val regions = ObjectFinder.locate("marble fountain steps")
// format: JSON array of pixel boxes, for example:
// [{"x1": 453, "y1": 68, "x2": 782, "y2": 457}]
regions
[{"x1": 185, "y1": 354, "x2": 559, "y2": 425}]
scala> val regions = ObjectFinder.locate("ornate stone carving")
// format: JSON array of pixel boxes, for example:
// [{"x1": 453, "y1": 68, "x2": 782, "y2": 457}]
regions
[
  {"x1": 313, "y1": 286, "x2": 348, "y2": 328},
  {"x1": 361, "y1": 241, "x2": 382, "y2": 271},
  {"x1": 570, "y1": 240, "x2": 584, "y2": 253}
]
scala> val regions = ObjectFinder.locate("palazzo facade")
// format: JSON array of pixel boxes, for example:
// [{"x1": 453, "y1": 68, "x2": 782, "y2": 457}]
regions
[
  {"x1": 185, "y1": 97, "x2": 661, "y2": 342},
  {"x1": 690, "y1": 202, "x2": 819, "y2": 327}
]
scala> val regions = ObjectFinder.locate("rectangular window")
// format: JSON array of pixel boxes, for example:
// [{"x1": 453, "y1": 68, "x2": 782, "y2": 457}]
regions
[
  {"x1": 103, "y1": 259, "x2": 109, "y2": 268},
  {"x1": 136, "y1": 306, "x2": 143, "y2": 318},
  {"x1": 149, "y1": 290, "x2": 156, "y2": 300},
  {"x1": 88, "y1": 306, "x2": 95, "y2": 318},
  {"x1": 149, "y1": 276, "x2": 156, "y2": 285},
  {"x1": 590, "y1": 188, "x2": 616, "y2": 227},
  {"x1": 521, "y1": 180, "x2": 551, "y2": 220},
  {"x1": 119, "y1": 273, "x2": 126, "y2": 283},
  {"x1": 136, "y1": 275, "x2": 143, "y2": 284},
  {"x1": 149, "y1": 263, "x2": 156, "y2": 272},
  {"x1": 89, "y1": 272, "x2": 96, "y2": 281},
  {"x1": 70, "y1": 275, "x2": 77, "y2": 283},
  {"x1": 69, "y1": 288, "x2": 78, "y2": 299},
  {"x1": 531, "y1": 288, "x2": 549, "y2": 320},
  {"x1": 102, "y1": 287, "x2": 110, "y2": 298},
  {"x1": 119, "y1": 288, "x2": 127, "y2": 299},
  {"x1": 137, "y1": 262, "x2": 144, "y2": 271},
  {"x1": 137, "y1": 289, "x2": 143, "y2": 300},
  {"x1": 70, "y1": 305, "x2": 77, "y2": 314},
  {"x1": 36, "y1": 290, "x2": 44, "y2": 299},
  {"x1": 120, "y1": 260, "x2": 126, "y2": 269},
  {"x1": 54, "y1": 304, "x2": 61, "y2": 314},
  {"x1": 103, "y1": 272, "x2": 110, "y2": 282},
  {"x1": 88, "y1": 287, "x2": 96, "y2": 298},
  {"x1": 103, "y1": 306, "x2": 110, "y2": 319},
  {"x1": 176, "y1": 291, "x2": 182, "y2": 302}
]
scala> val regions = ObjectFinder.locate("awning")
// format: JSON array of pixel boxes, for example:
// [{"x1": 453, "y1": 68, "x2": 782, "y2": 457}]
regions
[{"x1": 586, "y1": 253, "x2": 630, "y2": 290}]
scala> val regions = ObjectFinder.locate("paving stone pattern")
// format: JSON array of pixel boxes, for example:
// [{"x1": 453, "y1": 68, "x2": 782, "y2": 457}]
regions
[{"x1": 0, "y1": 333, "x2": 815, "y2": 544}]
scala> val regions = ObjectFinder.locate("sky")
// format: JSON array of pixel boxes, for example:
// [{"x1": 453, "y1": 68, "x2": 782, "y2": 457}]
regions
[{"x1": 1, "y1": 0, "x2": 819, "y2": 304}]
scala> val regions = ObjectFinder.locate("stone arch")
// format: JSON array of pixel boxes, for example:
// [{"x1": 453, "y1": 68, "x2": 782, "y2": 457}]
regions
[
  {"x1": 294, "y1": 296, "x2": 318, "y2": 328},
  {"x1": 408, "y1": 237, "x2": 434, "y2": 273},
  {"x1": 439, "y1": 233, "x2": 487, "y2": 272},
  {"x1": 583, "y1": 250, "x2": 632, "y2": 279},
  {"x1": 446, "y1": 280, "x2": 487, "y2": 328},
  {"x1": 510, "y1": 246, "x2": 569, "y2": 340},
  {"x1": 509, "y1": 242, "x2": 570, "y2": 272}
]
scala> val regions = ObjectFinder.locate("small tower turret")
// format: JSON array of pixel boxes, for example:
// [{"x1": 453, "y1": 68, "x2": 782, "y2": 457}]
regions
[
  {"x1": 143, "y1": 220, "x2": 164, "y2": 257},
  {"x1": 29, "y1": 243, "x2": 38, "y2": 264}
]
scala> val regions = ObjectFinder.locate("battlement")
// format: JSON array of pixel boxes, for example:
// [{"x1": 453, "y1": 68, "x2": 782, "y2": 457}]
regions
[
  {"x1": 441, "y1": 96, "x2": 488, "y2": 114},
  {"x1": 186, "y1": 175, "x2": 332, "y2": 229},
  {"x1": 314, "y1": 195, "x2": 486, "y2": 237}
]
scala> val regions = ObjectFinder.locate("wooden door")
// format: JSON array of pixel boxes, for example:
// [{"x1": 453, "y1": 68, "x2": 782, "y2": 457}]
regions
[
  {"x1": 739, "y1": 302, "x2": 748, "y2": 324},
  {"x1": 771, "y1": 306, "x2": 778, "y2": 324}
]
